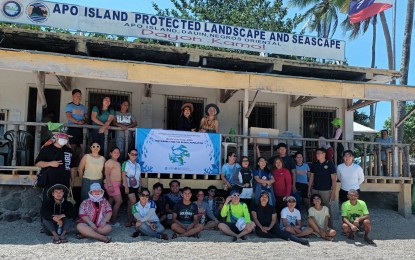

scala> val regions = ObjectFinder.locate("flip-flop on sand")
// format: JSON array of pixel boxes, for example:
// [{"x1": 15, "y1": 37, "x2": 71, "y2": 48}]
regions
[
  {"x1": 365, "y1": 237, "x2": 375, "y2": 245},
  {"x1": 53, "y1": 238, "x2": 61, "y2": 244}
]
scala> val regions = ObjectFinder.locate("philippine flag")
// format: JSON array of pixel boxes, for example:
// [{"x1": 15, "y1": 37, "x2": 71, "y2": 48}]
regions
[{"x1": 349, "y1": 0, "x2": 393, "y2": 24}]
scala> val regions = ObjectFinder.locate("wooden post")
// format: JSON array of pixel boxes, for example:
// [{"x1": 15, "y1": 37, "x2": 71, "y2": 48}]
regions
[
  {"x1": 33, "y1": 71, "x2": 46, "y2": 163},
  {"x1": 398, "y1": 183, "x2": 412, "y2": 218}
]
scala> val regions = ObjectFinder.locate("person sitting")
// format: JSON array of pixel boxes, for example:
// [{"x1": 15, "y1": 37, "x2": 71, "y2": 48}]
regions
[
  {"x1": 165, "y1": 180, "x2": 183, "y2": 226},
  {"x1": 280, "y1": 196, "x2": 313, "y2": 237},
  {"x1": 203, "y1": 185, "x2": 224, "y2": 221},
  {"x1": 151, "y1": 182, "x2": 167, "y2": 224},
  {"x1": 199, "y1": 103, "x2": 219, "y2": 133},
  {"x1": 341, "y1": 189, "x2": 374, "y2": 244},
  {"x1": 218, "y1": 189, "x2": 255, "y2": 242},
  {"x1": 194, "y1": 190, "x2": 219, "y2": 230},
  {"x1": 131, "y1": 188, "x2": 168, "y2": 240},
  {"x1": 251, "y1": 191, "x2": 309, "y2": 246},
  {"x1": 76, "y1": 183, "x2": 112, "y2": 243},
  {"x1": 171, "y1": 186, "x2": 203, "y2": 239},
  {"x1": 177, "y1": 102, "x2": 197, "y2": 132},
  {"x1": 40, "y1": 184, "x2": 74, "y2": 244},
  {"x1": 307, "y1": 194, "x2": 336, "y2": 241}
]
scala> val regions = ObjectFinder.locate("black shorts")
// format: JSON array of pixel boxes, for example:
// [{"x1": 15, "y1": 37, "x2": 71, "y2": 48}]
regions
[
  {"x1": 295, "y1": 182, "x2": 309, "y2": 198},
  {"x1": 67, "y1": 127, "x2": 83, "y2": 145},
  {"x1": 224, "y1": 222, "x2": 242, "y2": 234},
  {"x1": 128, "y1": 187, "x2": 139, "y2": 195}
]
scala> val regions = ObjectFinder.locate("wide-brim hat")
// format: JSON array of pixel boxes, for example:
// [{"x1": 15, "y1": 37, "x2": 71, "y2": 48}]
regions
[
  {"x1": 205, "y1": 103, "x2": 220, "y2": 115},
  {"x1": 89, "y1": 183, "x2": 104, "y2": 194},
  {"x1": 47, "y1": 184, "x2": 69, "y2": 198},
  {"x1": 181, "y1": 103, "x2": 194, "y2": 113}
]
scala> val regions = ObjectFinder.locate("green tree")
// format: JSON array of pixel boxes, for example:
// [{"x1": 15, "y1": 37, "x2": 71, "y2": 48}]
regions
[
  {"x1": 354, "y1": 110, "x2": 370, "y2": 127},
  {"x1": 384, "y1": 104, "x2": 415, "y2": 154}
]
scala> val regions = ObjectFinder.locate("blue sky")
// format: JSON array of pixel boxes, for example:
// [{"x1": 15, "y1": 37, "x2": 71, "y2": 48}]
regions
[{"x1": 49, "y1": 0, "x2": 413, "y2": 130}]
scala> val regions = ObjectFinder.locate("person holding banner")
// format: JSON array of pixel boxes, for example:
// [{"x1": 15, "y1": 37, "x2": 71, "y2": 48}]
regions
[
  {"x1": 177, "y1": 102, "x2": 197, "y2": 132},
  {"x1": 199, "y1": 103, "x2": 219, "y2": 133}
]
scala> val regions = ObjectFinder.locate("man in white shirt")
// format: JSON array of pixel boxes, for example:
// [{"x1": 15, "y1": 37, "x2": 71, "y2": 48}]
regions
[{"x1": 337, "y1": 150, "x2": 365, "y2": 204}]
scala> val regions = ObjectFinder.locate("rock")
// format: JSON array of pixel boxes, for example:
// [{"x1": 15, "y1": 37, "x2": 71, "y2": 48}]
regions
[
  {"x1": 22, "y1": 216, "x2": 33, "y2": 223},
  {"x1": 12, "y1": 192, "x2": 22, "y2": 198},
  {"x1": 21, "y1": 196, "x2": 42, "y2": 213},
  {"x1": 3, "y1": 197, "x2": 22, "y2": 211},
  {"x1": 27, "y1": 210, "x2": 39, "y2": 218},
  {"x1": 4, "y1": 213, "x2": 20, "y2": 222}
]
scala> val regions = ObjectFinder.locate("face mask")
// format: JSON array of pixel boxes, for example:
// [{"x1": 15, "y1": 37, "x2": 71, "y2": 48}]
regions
[
  {"x1": 57, "y1": 138, "x2": 68, "y2": 146},
  {"x1": 88, "y1": 192, "x2": 104, "y2": 202}
]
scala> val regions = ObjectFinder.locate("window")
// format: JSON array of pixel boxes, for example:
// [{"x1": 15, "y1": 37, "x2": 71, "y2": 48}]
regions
[
  {"x1": 302, "y1": 106, "x2": 337, "y2": 146},
  {"x1": 0, "y1": 109, "x2": 9, "y2": 137},
  {"x1": 238, "y1": 101, "x2": 276, "y2": 132},
  {"x1": 165, "y1": 96, "x2": 206, "y2": 130}
]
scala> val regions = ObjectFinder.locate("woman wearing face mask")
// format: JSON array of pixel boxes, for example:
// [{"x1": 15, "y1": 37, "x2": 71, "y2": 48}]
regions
[
  {"x1": 76, "y1": 183, "x2": 113, "y2": 243},
  {"x1": 35, "y1": 132, "x2": 75, "y2": 201},
  {"x1": 78, "y1": 141, "x2": 106, "y2": 201}
]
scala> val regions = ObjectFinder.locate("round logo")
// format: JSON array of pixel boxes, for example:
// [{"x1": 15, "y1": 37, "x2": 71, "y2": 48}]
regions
[
  {"x1": 2, "y1": 0, "x2": 23, "y2": 18},
  {"x1": 26, "y1": 1, "x2": 49, "y2": 23}
]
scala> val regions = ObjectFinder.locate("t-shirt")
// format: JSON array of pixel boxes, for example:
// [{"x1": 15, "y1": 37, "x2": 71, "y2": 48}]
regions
[
  {"x1": 308, "y1": 206, "x2": 330, "y2": 229},
  {"x1": 220, "y1": 202, "x2": 251, "y2": 223},
  {"x1": 295, "y1": 163, "x2": 309, "y2": 184},
  {"x1": 272, "y1": 168, "x2": 292, "y2": 197},
  {"x1": 237, "y1": 167, "x2": 252, "y2": 187},
  {"x1": 166, "y1": 192, "x2": 183, "y2": 210},
  {"x1": 151, "y1": 195, "x2": 167, "y2": 216},
  {"x1": 337, "y1": 163, "x2": 365, "y2": 191},
  {"x1": 310, "y1": 160, "x2": 336, "y2": 191},
  {"x1": 121, "y1": 160, "x2": 141, "y2": 188},
  {"x1": 341, "y1": 200, "x2": 369, "y2": 222},
  {"x1": 173, "y1": 201, "x2": 198, "y2": 225},
  {"x1": 92, "y1": 106, "x2": 115, "y2": 125},
  {"x1": 132, "y1": 200, "x2": 159, "y2": 222},
  {"x1": 83, "y1": 154, "x2": 105, "y2": 180},
  {"x1": 252, "y1": 203, "x2": 276, "y2": 227},
  {"x1": 115, "y1": 111, "x2": 136, "y2": 126},
  {"x1": 268, "y1": 155, "x2": 296, "y2": 172},
  {"x1": 280, "y1": 207, "x2": 301, "y2": 229},
  {"x1": 65, "y1": 102, "x2": 88, "y2": 124},
  {"x1": 221, "y1": 163, "x2": 241, "y2": 185},
  {"x1": 35, "y1": 144, "x2": 74, "y2": 189}
]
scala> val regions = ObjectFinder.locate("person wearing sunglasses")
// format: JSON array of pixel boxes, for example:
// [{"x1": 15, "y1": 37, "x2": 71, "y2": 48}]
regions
[
  {"x1": 121, "y1": 148, "x2": 142, "y2": 227},
  {"x1": 131, "y1": 188, "x2": 168, "y2": 240},
  {"x1": 78, "y1": 141, "x2": 106, "y2": 201},
  {"x1": 220, "y1": 152, "x2": 241, "y2": 193},
  {"x1": 218, "y1": 189, "x2": 255, "y2": 242}
]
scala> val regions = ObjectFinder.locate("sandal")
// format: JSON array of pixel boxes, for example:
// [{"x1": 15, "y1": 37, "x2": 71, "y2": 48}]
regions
[
  {"x1": 60, "y1": 238, "x2": 68, "y2": 243},
  {"x1": 53, "y1": 238, "x2": 61, "y2": 244},
  {"x1": 104, "y1": 236, "x2": 112, "y2": 243},
  {"x1": 347, "y1": 233, "x2": 355, "y2": 240},
  {"x1": 76, "y1": 233, "x2": 85, "y2": 240},
  {"x1": 364, "y1": 237, "x2": 375, "y2": 245},
  {"x1": 171, "y1": 233, "x2": 178, "y2": 239},
  {"x1": 125, "y1": 221, "x2": 133, "y2": 227}
]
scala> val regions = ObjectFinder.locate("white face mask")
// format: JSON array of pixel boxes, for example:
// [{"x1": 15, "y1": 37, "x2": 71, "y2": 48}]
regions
[
  {"x1": 89, "y1": 192, "x2": 104, "y2": 202},
  {"x1": 57, "y1": 138, "x2": 68, "y2": 146}
]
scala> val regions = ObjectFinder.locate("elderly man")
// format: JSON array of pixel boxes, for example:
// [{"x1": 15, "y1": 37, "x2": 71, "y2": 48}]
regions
[
  {"x1": 218, "y1": 189, "x2": 255, "y2": 242},
  {"x1": 341, "y1": 189, "x2": 374, "y2": 244},
  {"x1": 35, "y1": 131, "x2": 76, "y2": 200},
  {"x1": 375, "y1": 129, "x2": 392, "y2": 175},
  {"x1": 337, "y1": 150, "x2": 365, "y2": 204}
]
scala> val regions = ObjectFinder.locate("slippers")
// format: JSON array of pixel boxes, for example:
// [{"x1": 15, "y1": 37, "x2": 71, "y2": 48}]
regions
[
  {"x1": 171, "y1": 233, "x2": 178, "y2": 239},
  {"x1": 365, "y1": 237, "x2": 375, "y2": 245},
  {"x1": 60, "y1": 238, "x2": 68, "y2": 243},
  {"x1": 125, "y1": 221, "x2": 133, "y2": 227},
  {"x1": 53, "y1": 238, "x2": 61, "y2": 244},
  {"x1": 347, "y1": 233, "x2": 355, "y2": 240},
  {"x1": 104, "y1": 236, "x2": 112, "y2": 243},
  {"x1": 76, "y1": 233, "x2": 85, "y2": 240}
]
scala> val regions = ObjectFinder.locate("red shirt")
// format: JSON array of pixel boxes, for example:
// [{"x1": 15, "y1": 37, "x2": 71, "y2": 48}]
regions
[{"x1": 272, "y1": 167, "x2": 292, "y2": 197}]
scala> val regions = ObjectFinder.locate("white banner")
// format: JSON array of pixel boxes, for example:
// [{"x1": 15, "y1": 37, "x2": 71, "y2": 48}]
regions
[
  {"x1": 0, "y1": 0, "x2": 345, "y2": 60},
  {"x1": 136, "y1": 128, "x2": 221, "y2": 175}
]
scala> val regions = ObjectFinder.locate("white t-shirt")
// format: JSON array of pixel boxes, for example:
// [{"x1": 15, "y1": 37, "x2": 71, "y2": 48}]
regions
[
  {"x1": 337, "y1": 163, "x2": 364, "y2": 191},
  {"x1": 280, "y1": 207, "x2": 301, "y2": 229}
]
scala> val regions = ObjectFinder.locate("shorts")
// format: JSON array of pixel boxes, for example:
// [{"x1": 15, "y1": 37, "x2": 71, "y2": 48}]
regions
[
  {"x1": 104, "y1": 181, "x2": 121, "y2": 196},
  {"x1": 295, "y1": 182, "x2": 309, "y2": 198},
  {"x1": 224, "y1": 222, "x2": 242, "y2": 234},
  {"x1": 67, "y1": 127, "x2": 83, "y2": 145},
  {"x1": 128, "y1": 187, "x2": 139, "y2": 195}
]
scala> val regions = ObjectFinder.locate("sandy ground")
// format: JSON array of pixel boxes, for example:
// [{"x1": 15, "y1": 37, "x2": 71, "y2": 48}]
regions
[{"x1": 1, "y1": 207, "x2": 415, "y2": 260}]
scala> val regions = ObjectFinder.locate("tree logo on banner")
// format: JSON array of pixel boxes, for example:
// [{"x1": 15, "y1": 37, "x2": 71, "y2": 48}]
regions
[
  {"x1": 1, "y1": 0, "x2": 23, "y2": 18},
  {"x1": 26, "y1": 1, "x2": 49, "y2": 23},
  {"x1": 169, "y1": 145, "x2": 190, "y2": 166}
]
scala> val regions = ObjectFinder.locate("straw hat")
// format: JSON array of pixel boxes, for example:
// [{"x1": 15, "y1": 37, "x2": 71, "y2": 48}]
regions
[{"x1": 181, "y1": 103, "x2": 194, "y2": 113}]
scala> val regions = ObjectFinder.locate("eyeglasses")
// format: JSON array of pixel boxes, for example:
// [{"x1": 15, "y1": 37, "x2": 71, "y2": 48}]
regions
[
  {"x1": 232, "y1": 194, "x2": 240, "y2": 197},
  {"x1": 91, "y1": 145, "x2": 100, "y2": 148},
  {"x1": 313, "y1": 198, "x2": 321, "y2": 200},
  {"x1": 231, "y1": 155, "x2": 237, "y2": 157},
  {"x1": 197, "y1": 194, "x2": 204, "y2": 197},
  {"x1": 209, "y1": 189, "x2": 216, "y2": 193},
  {"x1": 130, "y1": 153, "x2": 138, "y2": 156},
  {"x1": 242, "y1": 159, "x2": 249, "y2": 162},
  {"x1": 140, "y1": 194, "x2": 150, "y2": 198},
  {"x1": 288, "y1": 200, "x2": 296, "y2": 203}
]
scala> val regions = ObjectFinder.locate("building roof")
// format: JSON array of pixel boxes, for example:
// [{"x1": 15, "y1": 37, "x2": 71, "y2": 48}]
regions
[{"x1": 353, "y1": 122, "x2": 378, "y2": 135}]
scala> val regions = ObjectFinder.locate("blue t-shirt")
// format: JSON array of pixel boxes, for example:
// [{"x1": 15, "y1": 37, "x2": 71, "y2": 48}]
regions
[
  {"x1": 92, "y1": 106, "x2": 115, "y2": 125},
  {"x1": 65, "y1": 102, "x2": 88, "y2": 124},
  {"x1": 294, "y1": 163, "x2": 309, "y2": 184},
  {"x1": 221, "y1": 163, "x2": 241, "y2": 185},
  {"x1": 310, "y1": 160, "x2": 336, "y2": 191}
]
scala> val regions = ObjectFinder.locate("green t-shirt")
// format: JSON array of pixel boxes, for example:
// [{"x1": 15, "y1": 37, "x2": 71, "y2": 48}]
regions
[
  {"x1": 221, "y1": 202, "x2": 251, "y2": 223},
  {"x1": 92, "y1": 106, "x2": 115, "y2": 125},
  {"x1": 341, "y1": 199, "x2": 369, "y2": 222}
]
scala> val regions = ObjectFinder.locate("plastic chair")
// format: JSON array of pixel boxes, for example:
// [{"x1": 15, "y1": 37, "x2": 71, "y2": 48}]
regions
[
  {"x1": 0, "y1": 140, "x2": 11, "y2": 166},
  {"x1": 4, "y1": 130, "x2": 34, "y2": 166}
]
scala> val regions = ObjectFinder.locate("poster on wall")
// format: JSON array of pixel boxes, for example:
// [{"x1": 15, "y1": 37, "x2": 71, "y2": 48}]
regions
[
  {"x1": 136, "y1": 128, "x2": 221, "y2": 175},
  {"x1": 0, "y1": 0, "x2": 345, "y2": 60}
]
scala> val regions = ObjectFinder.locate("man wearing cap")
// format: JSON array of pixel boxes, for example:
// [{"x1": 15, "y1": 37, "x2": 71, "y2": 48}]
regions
[
  {"x1": 218, "y1": 189, "x2": 255, "y2": 241},
  {"x1": 65, "y1": 89, "x2": 88, "y2": 161},
  {"x1": 35, "y1": 132, "x2": 76, "y2": 200},
  {"x1": 337, "y1": 150, "x2": 365, "y2": 204},
  {"x1": 308, "y1": 147, "x2": 337, "y2": 228},
  {"x1": 341, "y1": 189, "x2": 374, "y2": 244},
  {"x1": 199, "y1": 103, "x2": 219, "y2": 133},
  {"x1": 177, "y1": 102, "x2": 197, "y2": 132},
  {"x1": 40, "y1": 184, "x2": 75, "y2": 244}
]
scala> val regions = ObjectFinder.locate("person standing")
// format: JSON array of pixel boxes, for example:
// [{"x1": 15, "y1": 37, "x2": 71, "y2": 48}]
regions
[
  {"x1": 271, "y1": 157, "x2": 292, "y2": 215},
  {"x1": 112, "y1": 100, "x2": 137, "y2": 159},
  {"x1": 103, "y1": 147, "x2": 123, "y2": 226},
  {"x1": 65, "y1": 89, "x2": 88, "y2": 161},
  {"x1": 331, "y1": 118, "x2": 344, "y2": 165},
  {"x1": 90, "y1": 96, "x2": 115, "y2": 155},
  {"x1": 220, "y1": 152, "x2": 241, "y2": 193},
  {"x1": 35, "y1": 132, "x2": 76, "y2": 201},
  {"x1": 199, "y1": 103, "x2": 219, "y2": 133},
  {"x1": 308, "y1": 148, "x2": 337, "y2": 228},
  {"x1": 177, "y1": 102, "x2": 197, "y2": 132},
  {"x1": 337, "y1": 150, "x2": 365, "y2": 204},
  {"x1": 375, "y1": 129, "x2": 392, "y2": 175}
]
